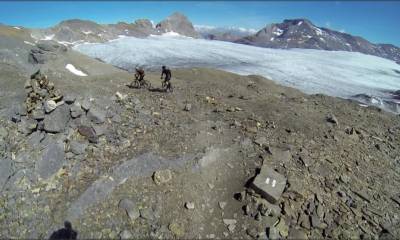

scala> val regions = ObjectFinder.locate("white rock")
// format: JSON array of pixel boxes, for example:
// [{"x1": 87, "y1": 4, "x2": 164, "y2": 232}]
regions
[
  {"x1": 185, "y1": 201, "x2": 195, "y2": 210},
  {"x1": 223, "y1": 219, "x2": 237, "y2": 225},
  {"x1": 116, "y1": 91, "x2": 127, "y2": 101},
  {"x1": 44, "y1": 100, "x2": 57, "y2": 113}
]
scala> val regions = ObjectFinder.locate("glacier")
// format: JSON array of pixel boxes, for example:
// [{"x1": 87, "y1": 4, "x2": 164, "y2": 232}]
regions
[{"x1": 74, "y1": 34, "x2": 400, "y2": 113}]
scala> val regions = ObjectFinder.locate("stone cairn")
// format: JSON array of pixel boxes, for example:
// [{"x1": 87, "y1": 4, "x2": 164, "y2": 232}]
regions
[
  {"x1": 24, "y1": 69, "x2": 63, "y2": 114},
  {"x1": 14, "y1": 69, "x2": 69, "y2": 135}
]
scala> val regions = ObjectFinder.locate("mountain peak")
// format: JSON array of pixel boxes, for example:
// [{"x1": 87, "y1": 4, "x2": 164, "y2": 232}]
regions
[
  {"x1": 235, "y1": 18, "x2": 400, "y2": 63},
  {"x1": 58, "y1": 19, "x2": 98, "y2": 25},
  {"x1": 168, "y1": 12, "x2": 187, "y2": 19},
  {"x1": 282, "y1": 18, "x2": 313, "y2": 26},
  {"x1": 156, "y1": 12, "x2": 200, "y2": 38}
]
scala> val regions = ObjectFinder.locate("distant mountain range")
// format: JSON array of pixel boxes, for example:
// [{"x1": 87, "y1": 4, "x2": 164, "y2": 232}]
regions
[
  {"x1": 8, "y1": 12, "x2": 400, "y2": 63},
  {"x1": 194, "y1": 25, "x2": 257, "y2": 42},
  {"x1": 29, "y1": 12, "x2": 199, "y2": 45},
  {"x1": 234, "y1": 19, "x2": 400, "y2": 63}
]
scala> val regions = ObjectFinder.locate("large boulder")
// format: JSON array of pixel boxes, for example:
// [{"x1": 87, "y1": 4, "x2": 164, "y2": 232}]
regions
[
  {"x1": 29, "y1": 49, "x2": 52, "y2": 64},
  {"x1": 35, "y1": 142, "x2": 65, "y2": 179},
  {"x1": 43, "y1": 104, "x2": 70, "y2": 133},
  {"x1": 251, "y1": 166, "x2": 287, "y2": 204},
  {"x1": 36, "y1": 40, "x2": 67, "y2": 52}
]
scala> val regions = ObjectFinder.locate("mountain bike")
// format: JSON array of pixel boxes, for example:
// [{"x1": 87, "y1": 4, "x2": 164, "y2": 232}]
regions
[
  {"x1": 131, "y1": 74, "x2": 151, "y2": 89},
  {"x1": 162, "y1": 80, "x2": 173, "y2": 92}
]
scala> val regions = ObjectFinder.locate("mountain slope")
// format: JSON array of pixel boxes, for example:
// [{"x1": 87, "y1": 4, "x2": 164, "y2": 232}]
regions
[
  {"x1": 30, "y1": 12, "x2": 199, "y2": 45},
  {"x1": 1, "y1": 18, "x2": 400, "y2": 239},
  {"x1": 234, "y1": 19, "x2": 400, "y2": 63},
  {"x1": 27, "y1": 15, "x2": 400, "y2": 63}
]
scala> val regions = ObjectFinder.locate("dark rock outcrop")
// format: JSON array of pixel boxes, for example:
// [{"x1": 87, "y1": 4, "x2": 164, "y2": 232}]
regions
[{"x1": 29, "y1": 41, "x2": 67, "y2": 64}]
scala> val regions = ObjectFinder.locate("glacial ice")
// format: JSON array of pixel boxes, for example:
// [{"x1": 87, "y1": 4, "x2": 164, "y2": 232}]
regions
[{"x1": 74, "y1": 35, "x2": 400, "y2": 113}]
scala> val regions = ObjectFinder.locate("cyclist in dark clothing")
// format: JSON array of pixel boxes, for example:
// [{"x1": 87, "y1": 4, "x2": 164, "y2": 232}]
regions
[
  {"x1": 161, "y1": 66, "x2": 171, "y2": 81},
  {"x1": 135, "y1": 67, "x2": 145, "y2": 82},
  {"x1": 161, "y1": 65, "x2": 172, "y2": 92}
]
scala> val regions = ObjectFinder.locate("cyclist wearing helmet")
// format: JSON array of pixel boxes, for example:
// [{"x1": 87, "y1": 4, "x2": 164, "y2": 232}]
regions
[
  {"x1": 161, "y1": 65, "x2": 172, "y2": 92},
  {"x1": 135, "y1": 66, "x2": 145, "y2": 82}
]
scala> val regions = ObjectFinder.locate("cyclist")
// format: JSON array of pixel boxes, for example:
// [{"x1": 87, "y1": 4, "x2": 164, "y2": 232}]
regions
[
  {"x1": 160, "y1": 65, "x2": 172, "y2": 92},
  {"x1": 135, "y1": 67, "x2": 145, "y2": 82}
]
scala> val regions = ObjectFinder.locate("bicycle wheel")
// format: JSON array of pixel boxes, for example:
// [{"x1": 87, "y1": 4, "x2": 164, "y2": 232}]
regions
[
  {"x1": 133, "y1": 80, "x2": 140, "y2": 88},
  {"x1": 142, "y1": 80, "x2": 151, "y2": 89},
  {"x1": 169, "y1": 84, "x2": 173, "y2": 92},
  {"x1": 167, "y1": 82, "x2": 173, "y2": 92}
]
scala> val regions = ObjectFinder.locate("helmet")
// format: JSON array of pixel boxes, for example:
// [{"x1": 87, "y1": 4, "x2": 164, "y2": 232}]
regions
[{"x1": 162, "y1": 65, "x2": 166, "y2": 70}]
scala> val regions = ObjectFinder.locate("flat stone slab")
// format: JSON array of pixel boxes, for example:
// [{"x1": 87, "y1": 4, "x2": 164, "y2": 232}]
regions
[
  {"x1": 251, "y1": 166, "x2": 287, "y2": 204},
  {"x1": 87, "y1": 107, "x2": 106, "y2": 124},
  {"x1": 43, "y1": 104, "x2": 70, "y2": 133},
  {"x1": 35, "y1": 142, "x2": 65, "y2": 179}
]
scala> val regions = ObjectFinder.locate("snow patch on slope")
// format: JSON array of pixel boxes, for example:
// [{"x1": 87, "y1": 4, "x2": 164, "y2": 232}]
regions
[
  {"x1": 65, "y1": 64, "x2": 87, "y2": 76},
  {"x1": 24, "y1": 41, "x2": 35, "y2": 46},
  {"x1": 42, "y1": 34, "x2": 55, "y2": 40},
  {"x1": 273, "y1": 28, "x2": 284, "y2": 36}
]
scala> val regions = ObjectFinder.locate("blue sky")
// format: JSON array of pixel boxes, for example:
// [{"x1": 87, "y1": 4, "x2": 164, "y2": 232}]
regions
[{"x1": 0, "y1": 1, "x2": 399, "y2": 46}]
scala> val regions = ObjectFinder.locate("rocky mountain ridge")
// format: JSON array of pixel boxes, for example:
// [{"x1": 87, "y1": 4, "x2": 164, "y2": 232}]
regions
[
  {"x1": 234, "y1": 19, "x2": 400, "y2": 63},
  {"x1": 16, "y1": 13, "x2": 400, "y2": 63},
  {"x1": 195, "y1": 25, "x2": 257, "y2": 42},
  {"x1": 30, "y1": 12, "x2": 199, "y2": 45}
]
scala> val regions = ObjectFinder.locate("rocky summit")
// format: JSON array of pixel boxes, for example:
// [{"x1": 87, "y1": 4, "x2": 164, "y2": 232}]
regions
[
  {"x1": 234, "y1": 19, "x2": 400, "y2": 63},
  {"x1": 29, "y1": 12, "x2": 200, "y2": 45},
  {"x1": 0, "y1": 11, "x2": 400, "y2": 240},
  {"x1": 155, "y1": 12, "x2": 200, "y2": 38}
]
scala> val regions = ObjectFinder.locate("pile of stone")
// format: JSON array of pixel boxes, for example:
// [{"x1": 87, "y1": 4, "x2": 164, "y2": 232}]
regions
[
  {"x1": 14, "y1": 69, "x2": 69, "y2": 135},
  {"x1": 25, "y1": 69, "x2": 63, "y2": 114},
  {"x1": 16, "y1": 69, "x2": 110, "y2": 139}
]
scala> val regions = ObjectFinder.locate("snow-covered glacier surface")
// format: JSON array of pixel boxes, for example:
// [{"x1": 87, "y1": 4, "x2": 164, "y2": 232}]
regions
[{"x1": 74, "y1": 35, "x2": 400, "y2": 113}]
